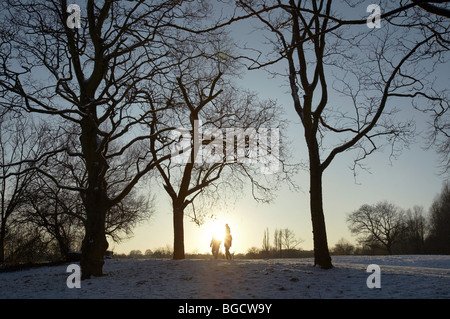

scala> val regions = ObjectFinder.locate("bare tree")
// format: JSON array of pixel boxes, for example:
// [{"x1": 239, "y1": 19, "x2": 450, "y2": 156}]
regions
[
  {"x1": 235, "y1": 0, "x2": 449, "y2": 268},
  {"x1": 148, "y1": 33, "x2": 294, "y2": 259},
  {"x1": 403, "y1": 206, "x2": 427, "y2": 253},
  {"x1": 410, "y1": 0, "x2": 450, "y2": 18},
  {"x1": 19, "y1": 158, "x2": 151, "y2": 261},
  {"x1": 0, "y1": 0, "x2": 213, "y2": 278},
  {"x1": 290, "y1": 1, "x2": 450, "y2": 174},
  {"x1": 347, "y1": 201, "x2": 405, "y2": 254},
  {"x1": 331, "y1": 238, "x2": 355, "y2": 255},
  {"x1": 281, "y1": 228, "x2": 303, "y2": 251},
  {"x1": 273, "y1": 228, "x2": 283, "y2": 257},
  {"x1": 421, "y1": 98, "x2": 450, "y2": 174},
  {"x1": 267, "y1": 228, "x2": 303, "y2": 257},
  {"x1": 0, "y1": 117, "x2": 53, "y2": 263},
  {"x1": 19, "y1": 175, "x2": 84, "y2": 261},
  {"x1": 426, "y1": 181, "x2": 450, "y2": 253},
  {"x1": 262, "y1": 227, "x2": 270, "y2": 256}
]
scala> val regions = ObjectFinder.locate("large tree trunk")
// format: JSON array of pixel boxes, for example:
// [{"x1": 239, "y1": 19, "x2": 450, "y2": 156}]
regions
[
  {"x1": 386, "y1": 242, "x2": 393, "y2": 255},
  {"x1": 55, "y1": 232, "x2": 70, "y2": 262},
  {"x1": 80, "y1": 198, "x2": 109, "y2": 279},
  {"x1": 79, "y1": 117, "x2": 110, "y2": 279},
  {"x1": 0, "y1": 220, "x2": 5, "y2": 264},
  {"x1": 309, "y1": 145, "x2": 333, "y2": 269},
  {"x1": 172, "y1": 204, "x2": 185, "y2": 260}
]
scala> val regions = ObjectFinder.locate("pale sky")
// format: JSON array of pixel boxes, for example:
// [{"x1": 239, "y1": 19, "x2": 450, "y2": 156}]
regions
[{"x1": 112, "y1": 1, "x2": 449, "y2": 255}]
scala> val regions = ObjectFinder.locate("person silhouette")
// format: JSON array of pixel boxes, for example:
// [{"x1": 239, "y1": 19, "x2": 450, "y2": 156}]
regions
[
  {"x1": 224, "y1": 224, "x2": 232, "y2": 260},
  {"x1": 210, "y1": 235, "x2": 221, "y2": 259}
]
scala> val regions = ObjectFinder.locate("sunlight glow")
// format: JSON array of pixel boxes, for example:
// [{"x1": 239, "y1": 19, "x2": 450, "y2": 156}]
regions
[{"x1": 206, "y1": 220, "x2": 226, "y2": 246}]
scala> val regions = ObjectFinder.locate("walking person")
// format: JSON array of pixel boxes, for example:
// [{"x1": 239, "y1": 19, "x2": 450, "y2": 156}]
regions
[
  {"x1": 224, "y1": 224, "x2": 233, "y2": 260},
  {"x1": 210, "y1": 235, "x2": 221, "y2": 259}
]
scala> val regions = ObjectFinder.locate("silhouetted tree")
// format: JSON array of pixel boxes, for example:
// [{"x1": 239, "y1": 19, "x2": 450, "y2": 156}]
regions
[
  {"x1": 273, "y1": 229, "x2": 283, "y2": 257},
  {"x1": 332, "y1": 238, "x2": 355, "y2": 255},
  {"x1": 262, "y1": 228, "x2": 270, "y2": 257},
  {"x1": 234, "y1": 0, "x2": 449, "y2": 268},
  {"x1": 148, "y1": 32, "x2": 294, "y2": 260},
  {"x1": 144, "y1": 249, "x2": 153, "y2": 257},
  {"x1": 426, "y1": 182, "x2": 450, "y2": 253},
  {"x1": 246, "y1": 246, "x2": 261, "y2": 259},
  {"x1": 20, "y1": 177, "x2": 84, "y2": 261},
  {"x1": 403, "y1": 206, "x2": 427, "y2": 254},
  {"x1": 347, "y1": 201, "x2": 405, "y2": 254},
  {"x1": 0, "y1": 117, "x2": 55, "y2": 263},
  {"x1": 281, "y1": 228, "x2": 303, "y2": 251},
  {"x1": 128, "y1": 250, "x2": 143, "y2": 259},
  {"x1": 0, "y1": 0, "x2": 210, "y2": 278}
]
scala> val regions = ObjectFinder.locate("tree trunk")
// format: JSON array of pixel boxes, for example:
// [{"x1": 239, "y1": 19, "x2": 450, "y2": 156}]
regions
[
  {"x1": 309, "y1": 149, "x2": 333, "y2": 269},
  {"x1": 173, "y1": 205, "x2": 185, "y2": 260},
  {"x1": 80, "y1": 193, "x2": 109, "y2": 279},
  {"x1": 0, "y1": 220, "x2": 5, "y2": 264},
  {"x1": 79, "y1": 117, "x2": 109, "y2": 279},
  {"x1": 386, "y1": 242, "x2": 393, "y2": 255},
  {"x1": 55, "y1": 232, "x2": 70, "y2": 262}
]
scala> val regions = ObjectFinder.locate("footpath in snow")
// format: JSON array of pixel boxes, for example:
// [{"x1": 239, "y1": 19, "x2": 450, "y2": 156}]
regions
[{"x1": 0, "y1": 255, "x2": 449, "y2": 299}]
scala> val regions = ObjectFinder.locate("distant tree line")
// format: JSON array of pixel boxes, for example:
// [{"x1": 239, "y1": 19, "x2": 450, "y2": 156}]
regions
[
  {"x1": 116, "y1": 246, "x2": 174, "y2": 259},
  {"x1": 341, "y1": 182, "x2": 450, "y2": 255},
  {"x1": 244, "y1": 228, "x2": 307, "y2": 259},
  {"x1": 116, "y1": 228, "x2": 308, "y2": 260},
  {"x1": 116, "y1": 181, "x2": 450, "y2": 261},
  {"x1": 244, "y1": 182, "x2": 450, "y2": 258}
]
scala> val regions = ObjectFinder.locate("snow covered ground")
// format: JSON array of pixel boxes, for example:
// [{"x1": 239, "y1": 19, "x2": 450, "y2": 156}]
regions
[{"x1": 1, "y1": 255, "x2": 449, "y2": 299}]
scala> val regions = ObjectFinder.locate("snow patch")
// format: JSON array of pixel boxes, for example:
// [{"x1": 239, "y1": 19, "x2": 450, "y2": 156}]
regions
[{"x1": 0, "y1": 255, "x2": 449, "y2": 299}]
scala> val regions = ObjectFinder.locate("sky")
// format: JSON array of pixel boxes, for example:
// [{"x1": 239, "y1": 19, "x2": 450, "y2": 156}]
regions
[{"x1": 112, "y1": 1, "x2": 449, "y2": 256}]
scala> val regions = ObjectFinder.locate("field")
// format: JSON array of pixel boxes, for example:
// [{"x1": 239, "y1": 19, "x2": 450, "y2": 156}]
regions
[{"x1": 1, "y1": 255, "x2": 449, "y2": 299}]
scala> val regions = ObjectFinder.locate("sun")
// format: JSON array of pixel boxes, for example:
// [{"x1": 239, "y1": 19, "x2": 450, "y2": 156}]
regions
[
  {"x1": 204, "y1": 220, "x2": 226, "y2": 245},
  {"x1": 211, "y1": 221, "x2": 226, "y2": 241},
  {"x1": 200, "y1": 216, "x2": 239, "y2": 254}
]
